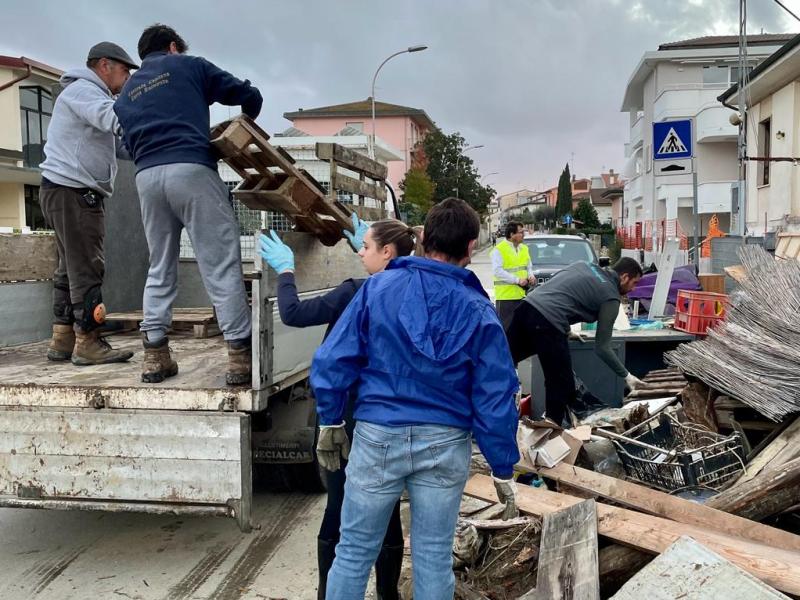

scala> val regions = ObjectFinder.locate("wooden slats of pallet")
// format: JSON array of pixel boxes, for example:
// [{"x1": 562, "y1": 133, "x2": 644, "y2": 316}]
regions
[
  {"x1": 211, "y1": 115, "x2": 353, "y2": 246},
  {"x1": 316, "y1": 142, "x2": 389, "y2": 218}
]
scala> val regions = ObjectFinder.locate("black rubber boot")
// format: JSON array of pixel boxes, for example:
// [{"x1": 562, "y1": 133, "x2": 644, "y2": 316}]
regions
[
  {"x1": 375, "y1": 543, "x2": 404, "y2": 600},
  {"x1": 317, "y1": 538, "x2": 337, "y2": 600}
]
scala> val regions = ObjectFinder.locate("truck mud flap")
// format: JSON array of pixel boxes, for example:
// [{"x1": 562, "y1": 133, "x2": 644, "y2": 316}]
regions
[{"x1": 0, "y1": 406, "x2": 252, "y2": 531}]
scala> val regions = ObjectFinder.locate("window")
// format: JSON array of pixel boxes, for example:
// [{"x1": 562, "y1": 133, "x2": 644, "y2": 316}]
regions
[
  {"x1": 758, "y1": 118, "x2": 771, "y2": 186},
  {"x1": 24, "y1": 185, "x2": 47, "y2": 230},
  {"x1": 702, "y1": 66, "x2": 729, "y2": 86},
  {"x1": 19, "y1": 86, "x2": 53, "y2": 168},
  {"x1": 345, "y1": 121, "x2": 364, "y2": 133}
]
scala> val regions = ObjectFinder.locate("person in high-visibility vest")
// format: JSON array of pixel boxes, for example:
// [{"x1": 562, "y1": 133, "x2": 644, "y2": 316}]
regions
[{"x1": 491, "y1": 221, "x2": 533, "y2": 327}]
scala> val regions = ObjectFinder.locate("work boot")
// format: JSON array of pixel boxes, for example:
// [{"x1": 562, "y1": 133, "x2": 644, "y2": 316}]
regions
[
  {"x1": 47, "y1": 324, "x2": 75, "y2": 361},
  {"x1": 375, "y1": 543, "x2": 404, "y2": 600},
  {"x1": 71, "y1": 327, "x2": 134, "y2": 366},
  {"x1": 226, "y1": 338, "x2": 251, "y2": 386},
  {"x1": 317, "y1": 538, "x2": 337, "y2": 600},
  {"x1": 141, "y1": 335, "x2": 178, "y2": 383}
]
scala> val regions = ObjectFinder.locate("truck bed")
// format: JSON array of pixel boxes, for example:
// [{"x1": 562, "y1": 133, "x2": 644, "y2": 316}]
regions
[{"x1": 0, "y1": 332, "x2": 254, "y2": 412}]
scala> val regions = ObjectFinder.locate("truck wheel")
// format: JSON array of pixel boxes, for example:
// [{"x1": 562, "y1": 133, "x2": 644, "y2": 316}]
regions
[{"x1": 253, "y1": 463, "x2": 294, "y2": 493}]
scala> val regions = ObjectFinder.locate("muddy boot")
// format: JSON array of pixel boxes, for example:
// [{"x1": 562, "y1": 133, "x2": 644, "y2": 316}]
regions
[
  {"x1": 71, "y1": 327, "x2": 134, "y2": 366},
  {"x1": 226, "y1": 338, "x2": 251, "y2": 386},
  {"x1": 47, "y1": 324, "x2": 76, "y2": 361},
  {"x1": 141, "y1": 335, "x2": 179, "y2": 383}
]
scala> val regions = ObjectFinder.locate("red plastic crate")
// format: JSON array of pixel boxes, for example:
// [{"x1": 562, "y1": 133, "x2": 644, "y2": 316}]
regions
[{"x1": 674, "y1": 290, "x2": 728, "y2": 335}]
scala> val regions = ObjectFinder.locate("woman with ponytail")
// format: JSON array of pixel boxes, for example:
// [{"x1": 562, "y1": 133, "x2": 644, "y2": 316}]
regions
[{"x1": 258, "y1": 215, "x2": 421, "y2": 600}]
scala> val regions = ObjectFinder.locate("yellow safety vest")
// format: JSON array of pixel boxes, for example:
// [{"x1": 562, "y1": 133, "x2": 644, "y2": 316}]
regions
[{"x1": 494, "y1": 239, "x2": 530, "y2": 301}]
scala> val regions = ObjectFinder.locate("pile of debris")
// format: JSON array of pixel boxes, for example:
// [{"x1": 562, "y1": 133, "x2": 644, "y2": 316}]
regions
[
  {"x1": 666, "y1": 245, "x2": 800, "y2": 421},
  {"x1": 454, "y1": 375, "x2": 800, "y2": 597}
]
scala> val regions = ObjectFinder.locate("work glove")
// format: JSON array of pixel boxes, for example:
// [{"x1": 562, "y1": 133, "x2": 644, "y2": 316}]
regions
[
  {"x1": 343, "y1": 212, "x2": 369, "y2": 252},
  {"x1": 568, "y1": 330, "x2": 587, "y2": 343},
  {"x1": 316, "y1": 423, "x2": 351, "y2": 472},
  {"x1": 492, "y1": 475, "x2": 519, "y2": 520},
  {"x1": 624, "y1": 373, "x2": 644, "y2": 392},
  {"x1": 259, "y1": 230, "x2": 295, "y2": 274}
]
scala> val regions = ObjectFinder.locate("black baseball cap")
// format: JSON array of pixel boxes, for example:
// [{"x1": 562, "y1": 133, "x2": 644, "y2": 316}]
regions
[{"x1": 87, "y1": 42, "x2": 139, "y2": 70}]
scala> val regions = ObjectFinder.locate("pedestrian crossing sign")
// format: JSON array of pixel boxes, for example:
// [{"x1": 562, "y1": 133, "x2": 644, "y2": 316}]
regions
[{"x1": 653, "y1": 120, "x2": 692, "y2": 160}]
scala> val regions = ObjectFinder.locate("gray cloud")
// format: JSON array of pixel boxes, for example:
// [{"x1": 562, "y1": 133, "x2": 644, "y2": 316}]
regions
[{"x1": 1, "y1": 0, "x2": 798, "y2": 194}]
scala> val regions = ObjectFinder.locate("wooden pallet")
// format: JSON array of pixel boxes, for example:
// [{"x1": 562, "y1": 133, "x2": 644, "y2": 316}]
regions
[
  {"x1": 211, "y1": 115, "x2": 353, "y2": 246},
  {"x1": 105, "y1": 308, "x2": 220, "y2": 339},
  {"x1": 316, "y1": 142, "x2": 389, "y2": 220}
]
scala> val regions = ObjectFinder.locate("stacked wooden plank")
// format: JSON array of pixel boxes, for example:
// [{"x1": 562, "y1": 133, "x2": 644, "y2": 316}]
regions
[
  {"x1": 105, "y1": 308, "x2": 219, "y2": 338},
  {"x1": 210, "y1": 115, "x2": 354, "y2": 246}
]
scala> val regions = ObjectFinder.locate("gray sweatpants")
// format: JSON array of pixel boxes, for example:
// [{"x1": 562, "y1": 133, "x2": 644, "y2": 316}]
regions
[{"x1": 135, "y1": 163, "x2": 251, "y2": 341}]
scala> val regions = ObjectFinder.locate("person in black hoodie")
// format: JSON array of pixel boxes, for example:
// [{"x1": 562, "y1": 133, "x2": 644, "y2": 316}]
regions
[
  {"x1": 259, "y1": 216, "x2": 421, "y2": 600},
  {"x1": 114, "y1": 24, "x2": 262, "y2": 387}
]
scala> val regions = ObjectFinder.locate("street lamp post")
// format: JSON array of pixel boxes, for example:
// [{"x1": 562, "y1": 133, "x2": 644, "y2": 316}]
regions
[
  {"x1": 454, "y1": 144, "x2": 484, "y2": 198},
  {"x1": 370, "y1": 45, "x2": 428, "y2": 159},
  {"x1": 481, "y1": 171, "x2": 499, "y2": 183}
]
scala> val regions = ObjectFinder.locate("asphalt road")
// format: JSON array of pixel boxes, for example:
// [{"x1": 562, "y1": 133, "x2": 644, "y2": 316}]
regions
[{"x1": 0, "y1": 247, "x2": 496, "y2": 600}]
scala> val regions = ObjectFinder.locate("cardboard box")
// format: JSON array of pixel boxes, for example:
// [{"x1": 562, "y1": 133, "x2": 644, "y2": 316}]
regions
[{"x1": 517, "y1": 420, "x2": 590, "y2": 468}]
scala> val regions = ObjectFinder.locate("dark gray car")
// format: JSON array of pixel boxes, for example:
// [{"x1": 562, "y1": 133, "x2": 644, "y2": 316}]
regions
[{"x1": 523, "y1": 234, "x2": 606, "y2": 287}]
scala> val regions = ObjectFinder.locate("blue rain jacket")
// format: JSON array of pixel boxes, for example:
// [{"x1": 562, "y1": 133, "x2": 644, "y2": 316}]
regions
[{"x1": 311, "y1": 256, "x2": 520, "y2": 478}]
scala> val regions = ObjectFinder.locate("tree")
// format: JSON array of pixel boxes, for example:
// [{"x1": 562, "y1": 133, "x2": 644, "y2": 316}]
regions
[
  {"x1": 421, "y1": 130, "x2": 495, "y2": 214},
  {"x1": 520, "y1": 208, "x2": 534, "y2": 225},
  {"x1": 399, "y1": 167, "x2": 436, "y2": 225},
  {"x1": 533, "y1": 205, "x2": 556, "y2": 228},
  {"x1": 574, "y1": 198, "x2": 600, "y2": 229},
  {"x1": 556, "y1": 163, "x2": 572, "y2": 219}
]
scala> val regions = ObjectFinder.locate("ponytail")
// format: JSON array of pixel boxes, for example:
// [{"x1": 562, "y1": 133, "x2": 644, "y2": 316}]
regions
[{"x1": 369, "y1": 219, "x2": 423, "y2": 257}]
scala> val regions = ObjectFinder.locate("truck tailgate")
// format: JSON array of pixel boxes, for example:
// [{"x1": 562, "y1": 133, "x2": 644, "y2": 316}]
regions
[{"x1": 0, "y1": 406, "x2": 252, "y2": 530}]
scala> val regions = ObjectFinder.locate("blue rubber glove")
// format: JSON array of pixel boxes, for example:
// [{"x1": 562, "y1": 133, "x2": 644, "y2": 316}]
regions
[
  {"x1": 259, "y1": 230, "x2": 295, "y2": 274},
  {"x1": 343, "y1": 212, "x2": 369, "y2": 252}
]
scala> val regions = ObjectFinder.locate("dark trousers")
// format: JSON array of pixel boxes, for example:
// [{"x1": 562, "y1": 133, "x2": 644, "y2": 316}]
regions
[
  {"x1": 505, "y1": 302, "x2": 575, "y2": 424},
  {"x1": 40, "y1": 183, "x2": 105, "y2": 325},
  {"x1": 495, "y1": 299, "x2": 523, "y2": 329}
]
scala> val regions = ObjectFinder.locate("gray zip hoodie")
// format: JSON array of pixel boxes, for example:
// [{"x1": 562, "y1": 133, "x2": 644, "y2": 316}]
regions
[{"x1": 40, "y1": 68, "x2": 125, "y2": 197}]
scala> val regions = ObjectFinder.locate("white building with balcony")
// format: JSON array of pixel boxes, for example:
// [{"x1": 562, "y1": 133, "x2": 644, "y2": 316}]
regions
[
  {"x1": 620, "y1": 34, "x2": 793, "y2": 246},
  {"x1": 719, "y1": 32, "x2": 800, "y2": 235}
]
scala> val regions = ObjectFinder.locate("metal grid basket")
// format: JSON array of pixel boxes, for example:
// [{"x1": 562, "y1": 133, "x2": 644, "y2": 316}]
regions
[{"x1": 609, "y1": 413, "x2": 746, "y2": 493}]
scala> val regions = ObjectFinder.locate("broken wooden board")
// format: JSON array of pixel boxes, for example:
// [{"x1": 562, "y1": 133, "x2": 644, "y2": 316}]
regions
[
  {"x1": 106, "y1": 308, "x2": 216, "y2": 325},
  {"x1": 519, "y1": 499, "x2": 599, "y2": 600},
  {"x1": 211, "y1": 115, "x2": 353, "y2": 246},
  {"x1": 527, "y1": 462, "x2": 800, "y2": 552},
  {"x1": 611, "y1": 536, "x2": 789, "y2": 599},
  {"x1": 735, "y1": 416, "x2": 800, "y2": 484},
  {"x1": 464, "y1": 474, "x2": 800, "y2": 595},
  {"x1": 0, "y1": 233, "x2": 57, "y2": 282}
]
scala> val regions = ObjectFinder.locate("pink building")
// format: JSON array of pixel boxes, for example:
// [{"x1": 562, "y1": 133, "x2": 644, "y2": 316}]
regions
[{"x1": 283, "y1": 98, "x2": 436, "y2": 192}]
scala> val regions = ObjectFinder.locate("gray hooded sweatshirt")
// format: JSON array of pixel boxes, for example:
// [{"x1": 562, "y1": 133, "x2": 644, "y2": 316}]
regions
[{"x1": 40, "y1": 68, "x2": 125, "y2": 197}]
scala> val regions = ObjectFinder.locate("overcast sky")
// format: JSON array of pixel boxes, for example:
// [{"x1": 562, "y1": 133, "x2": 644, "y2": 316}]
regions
[{"x1": 2, "y1": 0, "x2": 799, "y2": 194}]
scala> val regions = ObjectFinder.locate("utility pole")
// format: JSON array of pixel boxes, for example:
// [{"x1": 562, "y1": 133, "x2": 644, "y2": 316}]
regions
[{"x1": 736, "y1": 0, "x2": 748, "y2": 236}]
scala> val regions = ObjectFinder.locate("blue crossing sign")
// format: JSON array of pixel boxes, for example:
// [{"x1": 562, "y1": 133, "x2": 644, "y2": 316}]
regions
[{"x1": 653, "y1": 120, "x2": 692, "y2": 160}]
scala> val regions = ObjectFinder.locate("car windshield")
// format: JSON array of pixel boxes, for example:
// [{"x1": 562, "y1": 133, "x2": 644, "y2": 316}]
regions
[{"x1": 524, "y1": 239, "x2": 595, "y2": 266}]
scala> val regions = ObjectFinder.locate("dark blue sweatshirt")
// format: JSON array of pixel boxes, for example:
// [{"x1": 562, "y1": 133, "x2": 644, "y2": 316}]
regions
[
  {"x1": 114, "y1": 52, "x2": 262, "y2": 173},
  {"x1": 277, "y1": 272, "x2": 364, "y2": 337}
]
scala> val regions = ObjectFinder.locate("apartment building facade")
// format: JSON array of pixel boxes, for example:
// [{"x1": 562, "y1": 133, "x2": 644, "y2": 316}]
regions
[
  {"x1": 0, "y1": 56, "x2": 62, "y2": 230},
  {"x1": 620, "y1": 34, "x2": 792, "y2": 249}
]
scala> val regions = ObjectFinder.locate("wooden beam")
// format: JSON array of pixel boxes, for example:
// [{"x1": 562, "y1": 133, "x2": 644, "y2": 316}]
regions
[
  {"x1": 464, "y1": 474, "x2": 800, "y2": 596},
  {"x1": 598, "y1": 545, "x2": 653, "y2": 598},
  {"x1": 315, "y1": 142, "x2": 388, "y2": 180},
  {"x1": 529, "y1": 462, "x2": 800, "y2": 551},
  {"x1": 735, "y1": 416, "x2": 800, "y2": 484},
  {"x1": 522, "y1": 499, "x2": 600, "y2": 600},
  {"x1": 0, "y1": 234, "x2": 57, "y2": 282},
  {"x1": 331, "y1": 172, "x2": 386, "y2": 202},
  {"x1": 706, "y1": 456, "x2": 800, "y2": 522}
]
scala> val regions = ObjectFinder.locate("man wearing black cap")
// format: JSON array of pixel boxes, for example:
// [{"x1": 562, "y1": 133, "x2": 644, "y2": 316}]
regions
[{"x1": 40, "y1": 42, "x2": 139, "y2": 366}]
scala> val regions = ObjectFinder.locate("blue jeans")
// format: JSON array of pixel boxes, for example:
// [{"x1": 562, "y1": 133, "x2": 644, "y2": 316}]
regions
[{"x1": 326, "y1": 421, "x2": 472, "y2": 600}]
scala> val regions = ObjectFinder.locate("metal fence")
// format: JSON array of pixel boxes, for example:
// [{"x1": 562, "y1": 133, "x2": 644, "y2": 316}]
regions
[
  {"x1": 179, "y1": 182, "x2": 293, "y2": 260},
  {"x1": 617, "y1": 219, "x2": 689, "y2": 252}
]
